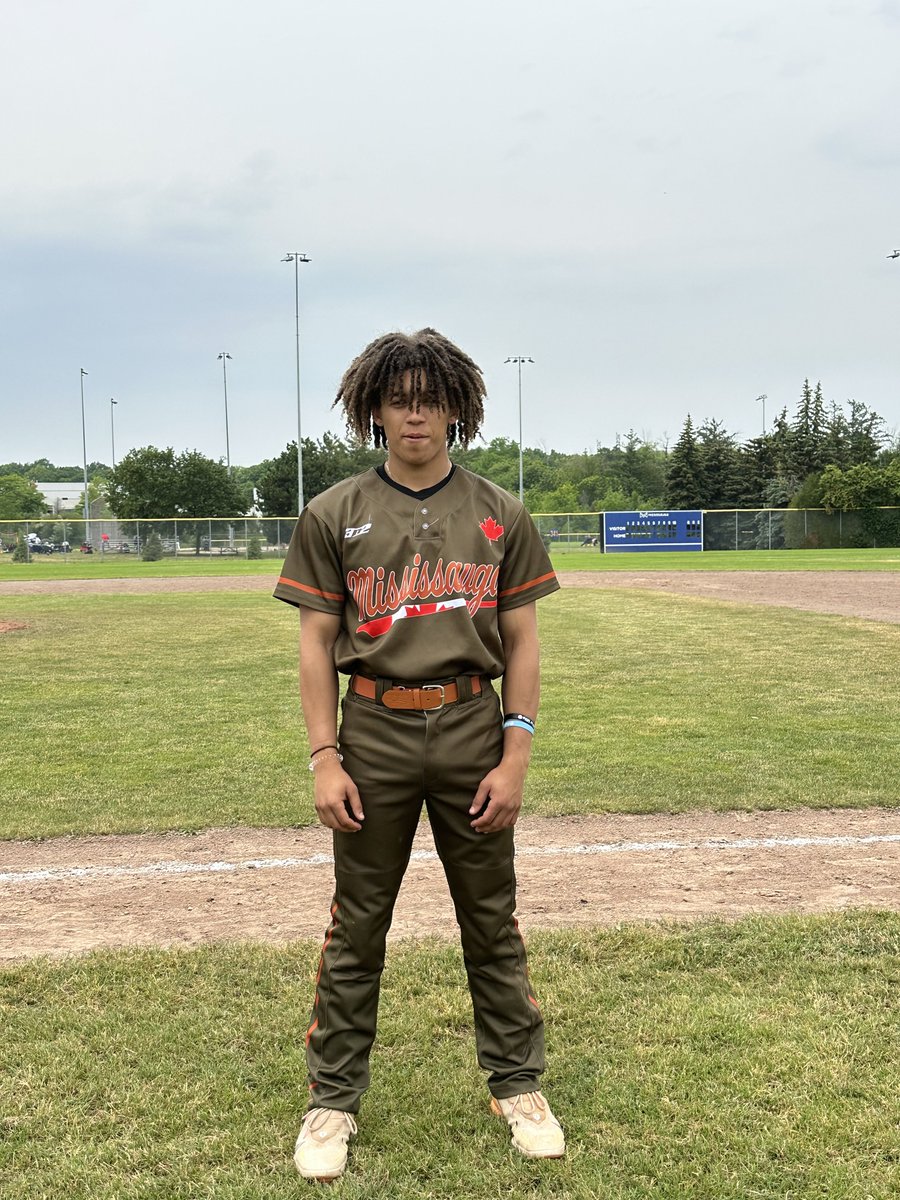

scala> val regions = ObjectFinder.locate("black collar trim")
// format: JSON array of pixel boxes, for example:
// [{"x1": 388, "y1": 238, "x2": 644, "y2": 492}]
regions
[{"x1": 375, "y1": 462, "x2": 456, "y2": 501}]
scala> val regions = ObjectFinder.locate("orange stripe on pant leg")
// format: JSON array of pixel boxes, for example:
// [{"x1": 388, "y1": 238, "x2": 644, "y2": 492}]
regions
[
  {"x1": 307, "y1": 902, "x2": 339, "y2": 1045},
  {"x1": 513, "y1": 918, "x2": 543, "y2": 1014}
]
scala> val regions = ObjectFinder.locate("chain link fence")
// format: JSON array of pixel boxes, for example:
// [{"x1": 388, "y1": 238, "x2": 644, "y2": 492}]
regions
[
  {"x1": 2, "y1": 508, "x2": 898, "y2": 560},
  {"x1": 0, "y1": 517, "x2": 297, "y2": 559},
  {"x1": 531, "y1": 509, "x2": 900, "y2": 551}
]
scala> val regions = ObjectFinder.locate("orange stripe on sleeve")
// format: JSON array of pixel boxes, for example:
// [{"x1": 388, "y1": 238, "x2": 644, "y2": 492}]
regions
[
  {"x1": 277, "y1": 575, "x2": 344, "y2": 602},
  {"x1": 498, "y1": 570, "x2": 557, "y2": 598}
]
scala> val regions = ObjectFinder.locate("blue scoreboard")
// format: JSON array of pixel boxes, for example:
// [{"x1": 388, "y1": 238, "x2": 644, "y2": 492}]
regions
[{"x1": 603, "y1": 510, "x2": 704, "y2": 553}]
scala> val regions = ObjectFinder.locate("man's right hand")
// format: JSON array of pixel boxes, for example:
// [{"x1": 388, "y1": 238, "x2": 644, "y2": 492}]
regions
[{"x1": 313, "y1": 760, "x2": 365, "y2": 832}]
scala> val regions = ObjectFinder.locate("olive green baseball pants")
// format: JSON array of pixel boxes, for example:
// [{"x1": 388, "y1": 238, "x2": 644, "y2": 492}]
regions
[{"x1": 304, "y1": 680, "x2": 545, "y2": 1113}]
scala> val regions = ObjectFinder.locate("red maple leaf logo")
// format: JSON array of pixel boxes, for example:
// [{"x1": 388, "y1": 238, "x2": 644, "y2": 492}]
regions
[{"x1": 480, "y1": 516, "x2": 504, "y2": 541}]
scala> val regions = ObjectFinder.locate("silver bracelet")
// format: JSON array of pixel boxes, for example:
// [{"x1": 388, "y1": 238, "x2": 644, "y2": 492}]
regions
[{"x1": 308, "y1": 751, "x2": 344, "y2": 772}]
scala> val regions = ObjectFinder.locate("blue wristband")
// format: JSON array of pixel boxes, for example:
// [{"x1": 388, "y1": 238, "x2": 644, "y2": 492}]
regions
[{"x1": 503, "y1": 718, "x2": 535, "y2": 735}]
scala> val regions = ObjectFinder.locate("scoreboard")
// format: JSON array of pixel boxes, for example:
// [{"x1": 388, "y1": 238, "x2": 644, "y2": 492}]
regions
[{"x1": 603, "y1": 510, "x2": 704, "y2": 553}]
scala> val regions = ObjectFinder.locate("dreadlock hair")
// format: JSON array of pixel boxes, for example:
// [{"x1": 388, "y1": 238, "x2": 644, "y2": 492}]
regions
[{"x1": 333, "y1": 328, "x2": 486, "y2": 449}]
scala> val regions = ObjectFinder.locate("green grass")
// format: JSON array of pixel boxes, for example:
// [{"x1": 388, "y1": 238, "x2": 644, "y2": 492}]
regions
[
  {"x1": 2, "y1": 545, "x2": 899, "y2": 580},
  {"x1": 0, "y1": 553, "x2": 283, "y2": 580},
  {"x1": 2, "y1": 913, "x2": 899, "y2": 1199},
  {"x1": 1, "y1": 588, "x2": 899, "y2": 839},
  {"x1": 549, "y1": 546, "x2": 900, "y2": 571}
]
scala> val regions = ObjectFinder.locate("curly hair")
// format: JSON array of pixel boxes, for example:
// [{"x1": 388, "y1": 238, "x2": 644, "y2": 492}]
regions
[{"x1": 333, "y1": 328, "x2": 486, "y2": 449}]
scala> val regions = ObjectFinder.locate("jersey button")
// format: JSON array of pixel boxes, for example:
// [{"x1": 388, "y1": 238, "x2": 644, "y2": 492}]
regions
[
  {"x1": 420, "y1": 507, "x2": 428, "y2": 515},
  {"x1": 422, "y1": 522, "x2": 430, "y2": 529}
]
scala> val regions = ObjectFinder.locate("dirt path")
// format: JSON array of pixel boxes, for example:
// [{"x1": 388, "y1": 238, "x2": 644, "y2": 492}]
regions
[
  {"x1": 2, "y1": 568, "x2": 898, "y2": 961},
  {"x1": 2, "y1": 808, "x2": 900, "y2": 960},
  {"x1": 3, "y1": 569, "x2": 899, "y2": 623}
]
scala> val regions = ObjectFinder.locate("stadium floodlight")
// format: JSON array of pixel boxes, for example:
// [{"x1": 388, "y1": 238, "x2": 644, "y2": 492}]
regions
[
  {"x1": 282, "y1": 252, "x2": 311, "y2": 514},
  {"x1": 217, "y1": 353, "x2": 233, "y2": 474},
  {"x1": 504, "y1": 357, "x2": 535, "y2": 504},
  {"x1": 80, "y1": 368, "x2": 90, "y2": 533},
  {"x1": 755, "y1": 393, "x2": 768, "y2": 436},
  {"x1": 110, "y1": 398, "x2": 118, "y2": 468}
]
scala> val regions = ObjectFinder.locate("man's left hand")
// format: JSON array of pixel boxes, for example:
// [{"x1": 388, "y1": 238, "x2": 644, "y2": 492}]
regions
[{"x1": 469, "y1": 762, "x2": 526, "y2": 833}]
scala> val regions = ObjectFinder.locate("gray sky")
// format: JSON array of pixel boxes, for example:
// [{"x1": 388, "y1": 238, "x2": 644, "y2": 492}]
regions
[{"x1": 2, "y1": 0, "x2": 898, "y2": 471}]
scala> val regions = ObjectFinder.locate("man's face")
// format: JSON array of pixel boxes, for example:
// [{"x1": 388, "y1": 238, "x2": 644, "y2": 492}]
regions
[{"x1": 373, "y1": 370, "x2": 457, "y2": 466}]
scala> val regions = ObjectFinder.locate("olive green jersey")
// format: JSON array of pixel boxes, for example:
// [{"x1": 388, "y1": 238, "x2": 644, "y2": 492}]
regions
[{"x1": 274, "y1": 465, "x2": 559, "y2": 679}]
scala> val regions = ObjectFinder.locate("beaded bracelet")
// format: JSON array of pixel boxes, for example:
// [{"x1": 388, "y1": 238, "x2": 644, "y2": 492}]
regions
[
  {"x1": 309, "y1": 743, "x2": 338, "y2": 758},
  {"x1": 308, "y1": 751, "x2": 344, "y2": 772}
]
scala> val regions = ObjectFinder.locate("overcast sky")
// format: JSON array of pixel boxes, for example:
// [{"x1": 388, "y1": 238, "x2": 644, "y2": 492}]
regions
[{"x1": 1, "y1": 0, "x2": 898, "y2": 472}]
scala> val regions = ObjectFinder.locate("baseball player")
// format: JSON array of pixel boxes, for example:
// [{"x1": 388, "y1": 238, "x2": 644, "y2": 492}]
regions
[{"x1": 275, "y1": 328, "x2": 565, "y2": 1181}]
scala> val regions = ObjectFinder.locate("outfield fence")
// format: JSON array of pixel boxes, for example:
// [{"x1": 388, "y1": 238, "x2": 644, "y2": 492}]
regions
[
  {"x1": 0, "y1": 516, "x2": 297, "y2": 559},
  {"x1": 1, "y1": 507, "x2": 899, "y2": 558},
  {"x1": 527, "y1": 507, "x2": 900, "y2": 551}
]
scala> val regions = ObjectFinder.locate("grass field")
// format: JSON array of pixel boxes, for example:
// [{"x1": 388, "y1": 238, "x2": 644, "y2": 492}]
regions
[
  {"x1": 2, "y1": 913, "x2": 898, "y2": 1199},
  {"x1": 1, "y1": 588, "x2": 898, "y2": 839},
  {"x1": 3, "y1": 553, "x2": 899, "y2": 1199},
  {"x1": 2, "y1": 545, "x2": 899, "y2": 580}
]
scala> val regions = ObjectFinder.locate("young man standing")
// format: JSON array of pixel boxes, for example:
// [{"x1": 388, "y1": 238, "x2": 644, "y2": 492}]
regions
[{"x1": 274, "y1": 329, "x2": 564, "y2": 1181}]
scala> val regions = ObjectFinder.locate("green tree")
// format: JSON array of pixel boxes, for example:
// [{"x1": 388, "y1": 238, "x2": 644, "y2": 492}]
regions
[
  {"x1": 736, "y1": 436, "x2": 777, "y2": 508},
  {"x1": 175, "y1": 451, "x2": 245, "y2": 518},
  {"x1": 141, "y1": 531, "x2": 164, "y2": 561},
  {"x1": 791, "y1": 379, "x2": 828, "y2": 477},
  {"x1": 257, "y1": 436, "x2": 383, "y2": 515},
  {"x1": 821, "y1": 402, "x2": 850, "y2": 471},
  {"x1": 697, "y1": 419, "x2": 742, "y2": 509},
  {"x1": 613, "y1": 431, "x2": 667, "y2": 504},
  {"x1": 0, "y1": 474, "x2": 46, "y2": 519},
  {"x1": 820, "y1": 457, "x2": 900, "y2": 546},
  {"x1": 820, "y1": 460, "x2": 900, "y2": 510},
  {"x1": 665, "y1": 416, "x2": 703, "y2": 508},
  {"x1": 107, "y1": 447, "x2": 244, "y2": 520},
  {"x1": 107, "y1": 447, "x2": 179, "y2": 518},
  {"x1": 0, "y1": 460, "x2": 110, "y2": 482},
  {"x1": 846, "y1": 399, "x2": 886, "y2": 466}
]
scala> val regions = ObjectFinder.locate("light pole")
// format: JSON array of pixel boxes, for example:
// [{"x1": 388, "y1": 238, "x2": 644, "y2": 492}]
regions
[
  {"x1": 110, "y1": 398, "x2": 118, "y2": 468},
  {"x1": 504, "y1": 356, "x2": 534, "y2": 504},
  {"x1": 217, "y1": 353, "x2": 232, "y2": 474},
  {"x1": 282, "y1": 252, "x2": 311, "y2": 513},
  {"x1": 79, "y1": 368, "x2": 90, "y2": 536},
  {"x1": 755, "y1": 393, "x2": 768, "y2": 436},
  {"x1": 59, "y1": 497, "x2": 69, "y2": 556}
]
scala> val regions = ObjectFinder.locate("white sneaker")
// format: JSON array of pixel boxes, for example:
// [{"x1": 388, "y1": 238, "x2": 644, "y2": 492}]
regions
[
  {"x1": 491, "y1": 1090, "x2": 565, "y2": 1158},
  {"x1": 293, "y1": 1107, "x2": 358, "y2": 1181}
]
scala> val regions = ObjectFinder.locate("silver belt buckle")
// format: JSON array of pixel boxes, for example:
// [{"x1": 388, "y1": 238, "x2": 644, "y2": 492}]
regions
[{"x1": 421, "y1": 684, "x2": 445, "y2": 710}]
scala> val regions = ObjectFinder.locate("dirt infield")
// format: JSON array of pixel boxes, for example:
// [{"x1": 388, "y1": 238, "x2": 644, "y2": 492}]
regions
[
  {"x1": 3, "y1": 807, "x2": 900, "y2": 961},
  {"x1": 2, "y1": 569, "x2": 900, "y2": 624},
  {"x1": 2, "y1": 568, "x2": 898, "y2": 961}
]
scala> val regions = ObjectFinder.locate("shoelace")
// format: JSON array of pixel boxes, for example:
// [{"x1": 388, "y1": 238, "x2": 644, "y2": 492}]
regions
[
  {"x1": 506, "y1": 1092, "x2": 547, "y2": 1122},
  {"x1": 303, "y1": 1108, "x2": 358, "y2": 1139}
]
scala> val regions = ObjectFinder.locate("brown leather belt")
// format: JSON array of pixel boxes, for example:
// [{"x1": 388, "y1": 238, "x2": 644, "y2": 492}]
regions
[{"x1": 350, "y1": 673, "x2": 482, "y2": 711}]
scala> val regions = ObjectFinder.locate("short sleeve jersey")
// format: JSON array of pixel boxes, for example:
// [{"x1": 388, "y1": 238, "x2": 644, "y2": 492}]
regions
[{"x1": 274, "y1": 465, "x2": 559, "y2": 680}]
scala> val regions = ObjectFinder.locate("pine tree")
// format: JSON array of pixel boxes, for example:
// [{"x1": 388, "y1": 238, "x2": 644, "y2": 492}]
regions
[
  {"x1": 822, "y1": 401, "x2": 850, "y2": 470},
  {"x1": 737, "y1": 436, "x2": 777, "y2": 508},
  {"x1": 791, "y1": 379, "x2": 827, "y2": 477},
  {"x1": 769, "y1": 407, "x2": 796, "y2": 481},
  {"x1": 665, "y1": 416, "x2": 703, "y2": 508},
  {"x1": 697, "y1": 419, "x2": 742, "y2": 509},
  {"x1": 847, "y1": 399, "x2": 887, "y2": 466}
]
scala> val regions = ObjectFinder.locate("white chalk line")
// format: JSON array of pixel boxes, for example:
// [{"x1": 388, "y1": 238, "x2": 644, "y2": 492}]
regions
[{"x1": 2, "y1": 832, "x2": 900, "y2": 887}]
